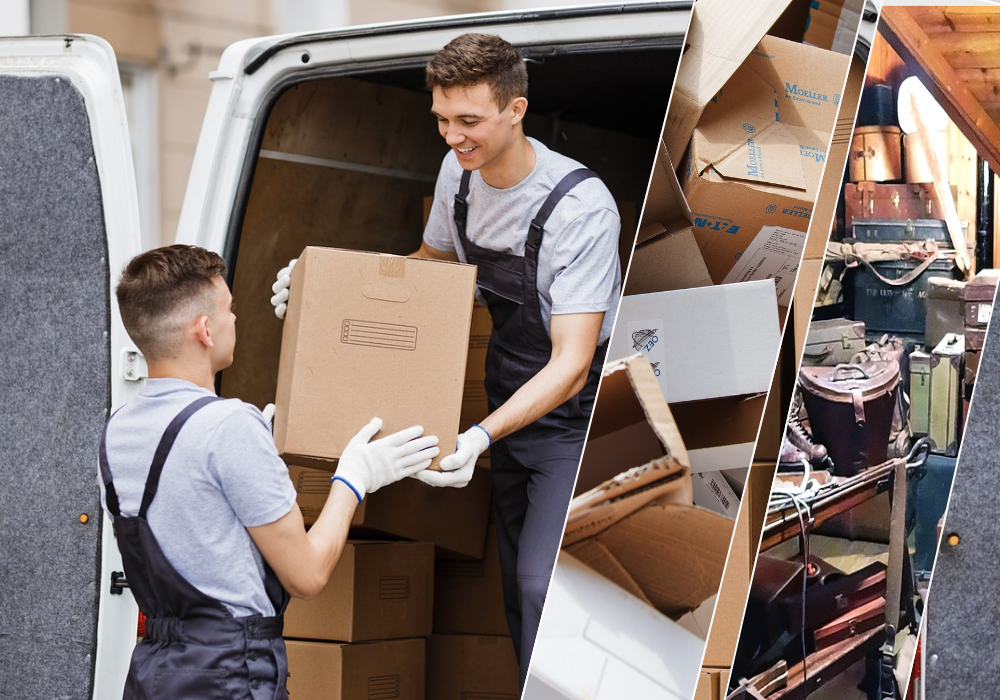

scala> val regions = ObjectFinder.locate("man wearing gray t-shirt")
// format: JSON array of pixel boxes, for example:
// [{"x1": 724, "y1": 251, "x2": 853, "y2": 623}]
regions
[
  {"x1": 271, "y1": 33, "x2": 620, "y2": 687},
  {"x1": 101, "y1": 245, "x2": 438, "y2": 700}
]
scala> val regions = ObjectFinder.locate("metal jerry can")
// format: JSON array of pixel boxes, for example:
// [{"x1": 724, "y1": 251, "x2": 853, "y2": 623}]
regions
[
  {"x1": 910, "y1": 334, "x2": 964, "y2": 455},
  {"x1": 803, "y1": 319, "x2": 867, "y2": 366}
]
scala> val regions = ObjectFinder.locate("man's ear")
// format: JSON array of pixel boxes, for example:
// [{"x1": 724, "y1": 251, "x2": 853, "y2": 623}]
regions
[
  {"x1": 194, "y1": 314, "x2": 215, "y2": 348},
  {"x1": 510, "y1": 96, "x2": 528, "y2": 124}
]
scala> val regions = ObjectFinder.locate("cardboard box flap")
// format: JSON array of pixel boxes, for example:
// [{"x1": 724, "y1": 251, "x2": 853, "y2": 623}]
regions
[
  {"x1": 707, "y1": 121, "x2": 807, "y2": 191},
  {"x1": 624, "y1": 226, "x2": 713, "y2": 295},
  {"x1": 746, "y1": 35, "x2": 851, "y2": 133},
  {"x1": 640, "y1": 140, "x2": 692, "y2": 238},
  {"x1": 596, "y1": 355, "x2": 689, "y2": 466},
  {"x1": 664, "y1": 0, "x2": 795, "y2": 166},
  {"x1": 564, "y1": 457, "x2": 692, "y2": 547},
  {"x1": 567, "y1": 502, "x2": 734, "y2": 618}
]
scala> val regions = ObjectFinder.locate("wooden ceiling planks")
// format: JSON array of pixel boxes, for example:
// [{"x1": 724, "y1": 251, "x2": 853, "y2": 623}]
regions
[{"x1": 880, "y1": 5, "x2": 1000, "y2": 176}]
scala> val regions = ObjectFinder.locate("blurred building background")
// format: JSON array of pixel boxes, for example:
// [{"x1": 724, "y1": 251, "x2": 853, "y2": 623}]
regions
[{"x1": 0, "y1": 0, "x2": 626, "y2": 249}]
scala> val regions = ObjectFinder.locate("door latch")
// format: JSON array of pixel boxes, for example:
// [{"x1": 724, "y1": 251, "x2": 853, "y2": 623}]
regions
[{"x1": 110, "y1": 571, "x2": 130, "y2": 595}]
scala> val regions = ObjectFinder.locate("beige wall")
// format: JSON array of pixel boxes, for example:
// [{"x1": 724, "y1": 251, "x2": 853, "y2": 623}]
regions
[{"x1": 69, "y1": 0, "x2": 272, "y2": 246}]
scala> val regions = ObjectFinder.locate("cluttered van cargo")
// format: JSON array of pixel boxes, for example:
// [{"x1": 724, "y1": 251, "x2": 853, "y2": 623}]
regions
[{"x1": 0, "y1": 5, "x2": 694, "y2": 699}]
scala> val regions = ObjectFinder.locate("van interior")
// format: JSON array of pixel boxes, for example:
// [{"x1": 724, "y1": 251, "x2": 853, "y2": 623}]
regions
[{"x1": 220, "y1": 42, "x2": 681, "y2": 409}]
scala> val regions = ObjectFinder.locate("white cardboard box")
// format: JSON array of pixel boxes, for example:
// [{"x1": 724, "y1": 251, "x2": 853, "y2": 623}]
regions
[
  {"x1": 608, "y1": 279, "x2": 780, "y2": 403},
  {"x1": 527, "y1": 552, "x2": 705, "y2": 700}
]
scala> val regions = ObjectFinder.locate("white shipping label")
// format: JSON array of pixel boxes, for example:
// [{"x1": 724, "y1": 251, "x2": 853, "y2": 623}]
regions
[
  {"x1": 626, "y1": 318, "x2": 667, "y2": 384},
  {"x1": 721, "y1": 225, "x2": 806, "y2": 305},
  {"x1": 978, "y1": 303, "x2": 993, "y2": 325}
]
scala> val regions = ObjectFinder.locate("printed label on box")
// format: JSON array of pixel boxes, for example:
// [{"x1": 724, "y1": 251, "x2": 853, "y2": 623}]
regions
[
  {"x1": 978, "y1": 303, "x2": 993, "y2": 325},
  {"x1": 627, "y1": 319, "x2": 667, "y2": 387},
  {"x1": 721, "y1": 225, "x2": 805, "y2": 305}
]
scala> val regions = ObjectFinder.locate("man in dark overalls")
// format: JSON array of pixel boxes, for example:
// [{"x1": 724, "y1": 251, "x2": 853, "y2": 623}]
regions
[
  {"x1": 101, "y1": 245, "x2": 439, "y2": 699},
  {"x1": 270, "y1": 33, "x2": 620, "y2": 687}
]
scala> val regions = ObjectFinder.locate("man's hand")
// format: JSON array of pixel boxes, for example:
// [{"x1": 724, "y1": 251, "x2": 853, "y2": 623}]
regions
[
  {"x1": 270, "y1": 258, "x2": 297, "y2": 320},
  {"x1": 334, "y1": 418, "x2": 439, "y2": 501},
  {"x1": 410, "y1": 425, "x2": 490, "y2": 488}
]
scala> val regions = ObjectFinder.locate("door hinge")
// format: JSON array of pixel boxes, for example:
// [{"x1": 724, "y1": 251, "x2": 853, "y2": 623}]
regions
[{"x1": 122, "y1": 349, "x2": 148, "y2": 382}]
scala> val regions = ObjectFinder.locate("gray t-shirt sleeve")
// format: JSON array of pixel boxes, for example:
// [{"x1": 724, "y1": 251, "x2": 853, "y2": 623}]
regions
[
  {"x1": 547, "y1": 204, "x2": 622, "y2": 316},
  {"x1": 423, "y1": 153, "x2": 460, "y2": 255},
  {"x1": 207, "y1": 405, "x2": 297, "y2": 528}
]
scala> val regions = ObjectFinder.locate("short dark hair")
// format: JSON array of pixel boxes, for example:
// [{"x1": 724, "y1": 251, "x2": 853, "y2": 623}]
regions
[
  {"x1": 116, "y1": 245, "x2": 226, "y2": 359},
  {"x1": 426, "y1": 33, "x2": 528, "y2": 111}
]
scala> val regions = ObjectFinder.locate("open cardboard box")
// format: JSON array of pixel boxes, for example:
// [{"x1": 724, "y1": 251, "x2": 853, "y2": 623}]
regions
[
  {"x1": 634, "y1": 0, "x2": 856, "y2": 295},
  {"x1": 569, "y1": 356, "x2": 736, "y2": 618}
]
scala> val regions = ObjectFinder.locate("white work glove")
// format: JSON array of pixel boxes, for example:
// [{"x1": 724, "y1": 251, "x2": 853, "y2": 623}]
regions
[
  {"x1": 410, "y1": 424, "x2": 490, "y2": 488},
  {"x1": 270, "y1": 258, "x2": 297, "y2": 320},
  {"x1": 262, "y1": 403, "x2": 276, "y2": 433},
  {"x1": 333, "y1": 418, "x2": 439, "y2": 501}
]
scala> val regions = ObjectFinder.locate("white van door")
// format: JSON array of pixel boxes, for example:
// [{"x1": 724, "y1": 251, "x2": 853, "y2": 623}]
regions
[
  {"x1": 172, "y1": 3, "x2": 693, "y2": 255},
  {"x1": 0, "y1": 35, "x2": 145, "y2": 700}
]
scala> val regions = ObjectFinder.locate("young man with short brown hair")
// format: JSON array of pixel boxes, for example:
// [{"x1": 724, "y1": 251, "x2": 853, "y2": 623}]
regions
[
  {"x1": 102, "y1": 244, "x2": 438, "y2": 700},
  {"x1": 273, "y1": 33, "x2": 622, "y2": 686}
]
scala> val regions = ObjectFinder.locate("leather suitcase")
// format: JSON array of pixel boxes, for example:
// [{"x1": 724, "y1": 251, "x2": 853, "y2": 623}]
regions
[
  {"x1": 843, "y1": 182, "x2": 944, "y2": 231},
  {"x1": 967, "y1": 327, "x2": 987, "y2": 352},
  {"x1": 926, "y1": 277, "x2": 967, "y2": 349},
  {"x1": 851, "y1": 218, "x2": 958, "y2": 247},
  {"x1": 849, "y1": 126, "x2": 902, "y2": 182},
  {"x1": 910, "y1": 335, "x2": 964, "y2": 455},
  {"x1": 799, "y1": 360, "x2": 900, "y2": 476},
  {"x1": 803, "y1": 318, "x2": 866, "y2": 367},
  {"x1": 966, "y1": 348, "x2": 981, "y2": 386},
  {"x1": 964, "y1": 268, "x2": 1000, "y2": 329},
  {"x1": 812, "y1": 596, "x2": 885, "y2": 651}
]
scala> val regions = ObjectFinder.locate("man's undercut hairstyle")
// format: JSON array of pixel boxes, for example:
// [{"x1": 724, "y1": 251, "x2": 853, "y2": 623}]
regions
[
  {"x1": 116, "y1": 245, "x2": 227, "y2": 360},
  {"x1": 426, "y1": 33, "x2": 528, "y2": 111}
]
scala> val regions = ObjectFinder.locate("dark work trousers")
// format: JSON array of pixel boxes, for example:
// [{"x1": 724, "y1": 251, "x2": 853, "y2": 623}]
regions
[
  {"x1": 454, "y1": 168, "x2": 607, "y2": 688},
  {"x1": 100, "y1": 396, "x2": 290, "y2": 700}
]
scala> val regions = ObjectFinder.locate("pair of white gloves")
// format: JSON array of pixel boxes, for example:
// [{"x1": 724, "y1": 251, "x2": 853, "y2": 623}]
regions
[{"x1": 268, "y1": 260, "x2": 490, "y2": 494}]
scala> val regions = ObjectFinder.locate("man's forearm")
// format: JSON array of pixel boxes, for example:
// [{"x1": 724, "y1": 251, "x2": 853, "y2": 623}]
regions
[{"x1": 479, "y1": 350, "x2": 591, "y2": 442}]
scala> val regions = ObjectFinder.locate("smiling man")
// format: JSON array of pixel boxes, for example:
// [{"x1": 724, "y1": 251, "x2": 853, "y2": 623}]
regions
[
  {"x1": 270, "y1": 33, "x2": 622, "y2": 687},
  {"x1": 417, "y1": 33, "x2": 621, "y2": 686}
]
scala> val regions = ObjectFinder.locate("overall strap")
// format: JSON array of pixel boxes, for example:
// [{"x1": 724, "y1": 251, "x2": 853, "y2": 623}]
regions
[
  {"x1": 453, "y1": 169, "x2": 474, "y2": 241},
  {"x1": 527, "y1": 168, "x2": 598, "y2": 248},
  {"x1": 138, "y1": 395, "x2": 224, "y2": 518}
]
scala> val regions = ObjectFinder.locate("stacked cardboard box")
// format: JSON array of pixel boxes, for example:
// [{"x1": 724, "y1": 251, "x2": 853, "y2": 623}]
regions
[
  {"x1": 274, "y1": 245, "x2": 515, "y2": 696},
  {"x1": 283, "y1": 541, "x2": 433, "y2": 700},
  {"x1": 273, "y1": 246, "x2": 477, "y2": 471},
  {"x1": 659, "y1": 0, "x2": 851, "y2": 288}
]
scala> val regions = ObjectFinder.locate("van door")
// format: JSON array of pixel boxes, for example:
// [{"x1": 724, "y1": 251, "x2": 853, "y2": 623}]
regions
[{"x1": 0, "y1": 35, "x2": 144, "y2": 700}]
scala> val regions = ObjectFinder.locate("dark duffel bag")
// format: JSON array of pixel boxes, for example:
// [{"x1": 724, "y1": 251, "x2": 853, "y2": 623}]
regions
[{"x1": 799, "y1": 361, "x2": 900, "y2": 477}]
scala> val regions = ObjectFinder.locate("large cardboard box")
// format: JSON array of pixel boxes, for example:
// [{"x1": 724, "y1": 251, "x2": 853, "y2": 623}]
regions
[
  {"x1": 648, "y1": 0, "x2": 857, "y2": 292},
  {"x1": 460, "y1": 302, "x2": 491, "y2": 432},
  {"x1": 427, "y1": 634, "x2": 519, "y2": 700},
  {"x1": 284, "y1": 541, "x2": 433, "y2": 642},
  {"x1": 608, "y1": 279, "x2": 780, "y2": 403},
  {"x1": 288, "y1": 464, "x2": 492, "y2": 559},
  {"x1": 432, "y1": 519, "x2": 508, "y2": 636},
  {"x1": 567, "y1": 357, "x2": 735, "y2": 620},
  {"x1": 274, "y1": 246, "x2": 477, "y2": 470},
  {"x1": 285, "y1": 638, "x2": 425, "y2": 700},
  {"x1": 681, "y1": 36, "x2": 850, "y2": 282},
  {"x1": 527, "y1": 552, "x2": 705, "y2": 700}
]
